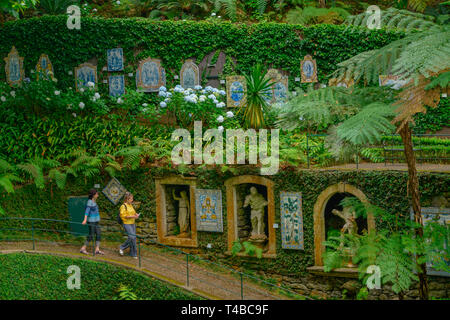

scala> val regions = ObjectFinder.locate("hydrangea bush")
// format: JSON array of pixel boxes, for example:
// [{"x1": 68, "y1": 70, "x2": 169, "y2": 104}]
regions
[{"x1": 156, "y1": 85, "x2": 238, "y2": 129}]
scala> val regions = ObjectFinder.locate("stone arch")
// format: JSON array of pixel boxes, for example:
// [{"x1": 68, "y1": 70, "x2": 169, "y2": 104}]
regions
[
  {"x1": 155, "y1": 176, "x2": 197, "y2": 247},
  {"x1": 225, "y1": 175, "x2": 276, "y2": 257},
  {"x1": 313, "y1": 182, "x2": 375, "y2": 266}
]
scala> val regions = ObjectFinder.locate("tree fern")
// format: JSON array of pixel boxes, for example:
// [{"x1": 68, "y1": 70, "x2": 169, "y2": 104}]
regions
[
  {"x1": 336, "y1": 8, "x2": 449, "y2": 90},
  {"x1": 336, "y1": 102, "x2": 396, "y2": 145},
  {"x1": 17, "y1": 158, "x2": 60, "y2": 189},
  {"x1": 378, "y1": 234, "x2": 418, "y2": 294}
]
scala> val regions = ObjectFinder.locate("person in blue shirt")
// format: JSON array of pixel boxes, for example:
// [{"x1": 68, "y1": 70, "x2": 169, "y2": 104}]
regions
[{"x1": 80, "y1": 189, "x2": 104, "y2": 255}]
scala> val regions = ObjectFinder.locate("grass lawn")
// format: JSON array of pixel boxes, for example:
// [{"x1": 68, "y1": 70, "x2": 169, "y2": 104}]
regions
[{"x1": 0, "y1": 253, "x2": 202, "y2": 300}]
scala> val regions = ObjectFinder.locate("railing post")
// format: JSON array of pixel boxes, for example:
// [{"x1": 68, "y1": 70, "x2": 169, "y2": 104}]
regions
[
  {"x1": 356, "y1": 146, "x2": 359, "y2": 170},
  {"x1": 240, "y1": 273, "x2": 244, "y2": 300},
  {"x1": 138, "y1": 237, "x2": 141, "y2": 268},
  {"x1": 186, "y1": 254, "x2": 190, "y2": 288},
  {"x1": 92, "y1": 224, "x2": 96, "y2": 256},
  {"x1": 306, "y1": 134, "x2": 310, "y2": 169},
  {"x1": 31, "y1": 220, "x2": 35, "y2": 250}
]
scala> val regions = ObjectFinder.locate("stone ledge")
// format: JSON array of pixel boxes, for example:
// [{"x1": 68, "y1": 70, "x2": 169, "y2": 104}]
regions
[
  {"x1": 225, "y1": 250, "x2": 277, "y2": 259},
  {"x1": 307, "y1": 266, "x2": 359, "y2": 278}
]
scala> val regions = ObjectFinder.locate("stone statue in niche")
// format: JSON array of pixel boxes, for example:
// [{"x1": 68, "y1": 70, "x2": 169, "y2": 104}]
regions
[
  {"x1": 332, "y1": 203, "x2": 357, "y2": 267},
  {"x1": 244, "y1": 187, "x2": 268, "y2": 241},
  {"x1": 173, "y1": 189, "x2": 190, "y2": 238},
  {"x1": 332, "y1": 206, "x2": 357, "y2": 236}
]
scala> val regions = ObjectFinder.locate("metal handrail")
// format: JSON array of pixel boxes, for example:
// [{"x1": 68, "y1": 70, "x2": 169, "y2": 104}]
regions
[
  {"x1": 305, "y1": 133, "x2": 450, "y2": 169},
  {"x1": 0, "y1": 216, "x2": 310, "y2": 300}
]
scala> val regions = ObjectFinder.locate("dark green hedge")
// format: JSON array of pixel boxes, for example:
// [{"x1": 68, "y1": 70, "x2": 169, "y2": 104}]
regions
[
  {"x1": 413, "y1": 98, "x2": 450, "y2": 134},
  {"x1": 0, "y1": 253, "x2": 201, "y2": 300},
  {"x1": 1, "y1": 167, "x2": 448, "y2": 276},
  {"x1": 0, "y1": 15, "x2": 403, "y2": 92}
]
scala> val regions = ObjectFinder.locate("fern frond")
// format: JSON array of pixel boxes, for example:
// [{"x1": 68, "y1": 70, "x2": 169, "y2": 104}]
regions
[
  {"x1": 17, "y1": 162, "x2": 45, "y2": 189},
  {"x1": 337, "y1": 102, "x2": 396, "y2": 145},
  {"x1": 48, "y1": 168, "x2": 67, "y2": 190}
]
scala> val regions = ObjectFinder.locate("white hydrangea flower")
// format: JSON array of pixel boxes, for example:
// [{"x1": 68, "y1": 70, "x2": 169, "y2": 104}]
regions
[
  {"x1": 142, "y1": 103, "x2": 148, "y2": 107},
  {"x1": 94, "y1": 92, "x2": 100, "y2": 99},
  {"x1": 164, "y1": 97, "x2": 171, "y2": 103},
  {"x1": 117, "y1": 97, "x2": 123, "y2": 104},
  {"x1": 216, "y1": 102, "x2": 225, "y2": 108},
  {"x1": 10, "y1": 91, "x2": 15, "y2": 97},
  {"x1": 194, "y1": 85, "x2": 202, "y2": 90},
  {"x1": 211, "y1": 12, "x2": 216, "y2": 16},
  {"x1": 199, "y1": 95, "x2": 206, "y2": 102},
  {"x1": 72, "y1": 113, "x2": 77, "y2": 117},
  {"x1": 159, "y1": 91, "x2": 167, "y2": 97},
  {"x1": 160, "y1": 101, "x2": 167, "y2": 108},
  {"x1": 218, "y1": 126, "x2": 224, "y2": 133},
  {"x1": 226, "y1": 111, "x2": 234, "y2": 118},
  {"x1": 54, "y1": 90, "x2": 60, "y2": 96},
  {"x1": 87, "y1": 81, "x2": 95, "y2": 88},
  {"x1": 159, "y1": 86, "x2": 167, "y2": 92},
  {"x1": 0, "y1": 96, "x2": 6, "y2": 102},
  {"x1": 79, "y1": 88, "x2": 85, "y2": 93},
  {"x1": 217, "y1": 115, "x2": 224, "y2": 123},
  {"x1": 174, "y1": 86, "x2": 184, "y2": 93},
  {"x1": 166, "y1": 92, "x2": 172, "y2": 97},
  {"x1": 205, "y1": 86, "x2": 213, "y2": 92},
  {"x1": 208, "y1": 94, "x2": 216, "y2": 100},
  {"x1": 116, "y1": 0, "x2": 121, "y2": 4},
  {"x1": 79, "y1": 102, "x2": 85, "y2": 109},
  {"x1": 219, "y1": 90, "x2": 226, "y2": 96},
  {"x1": 212, "y1": 88, "x2": 219, "y2": 93}
]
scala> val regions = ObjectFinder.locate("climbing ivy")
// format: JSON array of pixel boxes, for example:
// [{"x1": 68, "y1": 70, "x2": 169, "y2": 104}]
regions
[
  {"x1": 0, "y1": 16, "x2": 404, "y2": 92},
  {"x1": 1, "y1": 166, "x2": 447, "y2": 276}
]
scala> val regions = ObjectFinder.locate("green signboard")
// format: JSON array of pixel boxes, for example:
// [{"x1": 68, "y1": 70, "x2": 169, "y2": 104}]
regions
[{"x1": 68, "y1": 196, "x2": 89, "y2": 236}]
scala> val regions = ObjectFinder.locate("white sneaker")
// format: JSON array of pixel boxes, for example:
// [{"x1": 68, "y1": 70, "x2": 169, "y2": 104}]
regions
[{"x1": 119, "y1": 249, "x2": 124, "y2": 256}]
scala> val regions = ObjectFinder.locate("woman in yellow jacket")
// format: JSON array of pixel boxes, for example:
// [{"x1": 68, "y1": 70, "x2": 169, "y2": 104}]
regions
[{"x1": 119, "y1": 192, "x2": 140, "y2": 258}]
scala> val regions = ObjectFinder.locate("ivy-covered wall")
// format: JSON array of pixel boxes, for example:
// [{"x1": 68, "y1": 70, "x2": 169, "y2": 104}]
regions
[
  {"x1": 0, "y1": 15, "x2": 404, "y2": 92},
  {"x1": 2, "y1": 167, "x2": 448, "y2": 276}
]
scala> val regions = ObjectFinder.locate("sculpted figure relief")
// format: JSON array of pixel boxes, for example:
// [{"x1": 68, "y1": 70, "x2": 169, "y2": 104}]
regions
[
  {"x1": 173, "y1": 190, "x2": 190, "y2": 237},
  {"x1": 332, "y1": 206, "x2": 357, "y2": 236},
  {"x1": 244, "y1": 187, "x2": 268, "y2": 240}
]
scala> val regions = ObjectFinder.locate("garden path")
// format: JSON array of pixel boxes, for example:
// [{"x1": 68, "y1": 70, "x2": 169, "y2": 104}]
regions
[{"x1": 0, "y1": 241, "x2": 301, "y2": 300}]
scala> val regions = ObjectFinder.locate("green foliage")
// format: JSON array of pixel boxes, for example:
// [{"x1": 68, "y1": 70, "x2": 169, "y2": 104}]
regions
[
  {"x1": 0, "y1": 158, "x2": 22, "y2": 215},
  {"x1": 323, "y1": 199, "x2": 450, "y2": 297},
  {"x1": 356, "y1": 287, "x2": 369, "y2": 300},
  {"x1": 0, "y1": 253, "x2": 202, "y2": 300},
  {"x1": 412, "y1": 98, "x2": 450, "y2": 134},
  {"x1": 231, "y1": 240, "x2": 262, "y2": 258},
  {"x1": 336, "y1": 103, "x2": 396, "y2": 145},
  {"x1": 39, "y1": 0, "x2": 78, "y2": 14},
  {"x1": 338, "y1": 8, "x2": 449, "y2": 86},
  {"x1": 114, "y1": 285, "x2": 139, "y2": 300},
  {"x1": 239, "y1": 64, "x2": 272, "y2": 129},
  {"x1": 0, "y1": 105, "x2": 172, "y2": 164},
  {"x1": 0, "y1": 16, "x2": 403, "y2": 92},
  {"x1": 286, "y1": 5, "x2": 350, "y2": 25}
]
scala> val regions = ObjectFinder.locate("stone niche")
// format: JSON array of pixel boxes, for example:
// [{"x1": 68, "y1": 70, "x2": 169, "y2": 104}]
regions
[
  {"x1": 155, "y1": 176, "x2": 197, "y2": 247},
  {"x1": 312, "y1": 183, "x2": 375, "y2": 267},
  {"x1": 225, "y1": 175, "x2": 276, "y2": 257}
]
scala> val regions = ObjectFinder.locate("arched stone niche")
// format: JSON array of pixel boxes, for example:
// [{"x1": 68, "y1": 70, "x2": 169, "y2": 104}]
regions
[
  {"x1": 225, "y1": 175, "x2": 276, "y2": 257},
  {"x1": 155, "y1": 176, "x2": 197, "y2": 247},
  {"x1": 313, "y1": 183, "x2": 375, "y2": 266}
]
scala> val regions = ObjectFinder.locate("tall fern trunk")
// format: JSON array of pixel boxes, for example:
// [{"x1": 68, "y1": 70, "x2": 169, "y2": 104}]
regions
[{"x1": 398, "y1": 122, "x2": 429, "y2": 300}]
